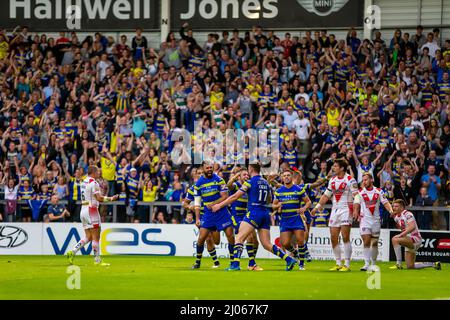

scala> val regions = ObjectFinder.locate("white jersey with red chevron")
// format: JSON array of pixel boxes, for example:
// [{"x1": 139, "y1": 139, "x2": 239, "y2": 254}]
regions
[
  {"x1": 394, "y1": 210, "x2": 422, "y2": 242},
  {"x1": 325, "y1": 173, "x2": 358, "y2": 210},
  {"x1": 81, "y1": 176, "x2": 101, "y2": 208},
  {"x1": 359, "y1": 187, "x2": 388, "y2": 219}
]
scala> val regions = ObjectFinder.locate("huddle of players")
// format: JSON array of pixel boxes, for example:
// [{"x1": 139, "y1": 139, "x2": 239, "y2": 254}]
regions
[{"x1": 184, "y1": 159, "x2": 442, "y2": 272}]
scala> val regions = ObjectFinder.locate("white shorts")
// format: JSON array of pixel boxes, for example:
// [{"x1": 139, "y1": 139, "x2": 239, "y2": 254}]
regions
[
  {"x1": 329, "y1": 207, "x2": 352, "y2": 228},
  {"x1": 405, "y1": 235, "x2": 422, "y2": 253},
  {"x1": 80, "y1": 206, "x2": 101, "y2": 230},
  {"x1": 360, "y1": 217, "x2": 381, "y2": 237}
]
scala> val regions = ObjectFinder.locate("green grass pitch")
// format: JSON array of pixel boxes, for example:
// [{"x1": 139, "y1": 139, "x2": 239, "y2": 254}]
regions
[{"x1": 0, "y1": 256, "x2": 449, "y2": 300}]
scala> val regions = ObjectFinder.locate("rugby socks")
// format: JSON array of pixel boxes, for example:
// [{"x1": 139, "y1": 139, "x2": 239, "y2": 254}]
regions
[
  {"x1": 298, "y1": 245, "x2": 306, "y2": 267},
  {"x1": 92, "y1": 240, "x2": 99, "y2": 259},
  {"x1": 195, "y1": 244, "x2": 204, "y2": 265},
  {"x1": 246, "y1": 244, "x2": 256, "y2": 267},
  {"x1": 363, "y1": 247, "x2": 371, "y2": 268},
  {"x1": 228, "y1": 243, "x2": 235, "y2": 261},
  {"x1": 333, "y1": 245, "x2": 342, "y2": 266},
  {"x1": 291, "y1": 246, "x2": 299, "y2": 259},
  {"x1": 72, "y1": 238, "x2": 89, "y2": 254},
  {"x1": 208, "y1": 249, "x2": 219, "y2": 265},
  {"x1": 413, "y1": 263, "x2": 435, "y2": 269},
  {"x1": 371, "y1": 245, "x2": 379, "y2": 265},
  {"x1": 231, "y1": 243, "x2": 244, "y2": 268},
  {"x1": 393, "y1": 245, "x2": 402, "y2": 265},
  {"x1": 272, "y1": 245, "x2": 295, "y2": 263},
  {"x1": 343, "y1": 242, "x2": 352, "y2": 268},
  {"x1": 304, "y1": 242, "x2": 310, "y2": 256}
]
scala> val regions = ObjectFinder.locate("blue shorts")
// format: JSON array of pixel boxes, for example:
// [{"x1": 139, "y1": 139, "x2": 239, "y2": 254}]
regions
[
  {"x1": 304, "y1": 210, "x2": 312, "y2": 225},
  {"x1": 280, "y1": 215, "x2": 306, "y2": 233},
  {"x1": 231, "y1": 214, "x2": 245, "y2": 234},
  {"x1": 243, "y1": 208, "x2": 271, "y2": 230},
  {"x1": 201, "y1": 209, "x2": 233, "y2": 231}
]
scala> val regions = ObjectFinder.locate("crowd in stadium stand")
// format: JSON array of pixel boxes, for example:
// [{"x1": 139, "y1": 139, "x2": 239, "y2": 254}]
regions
[{"x1": 0, "y1": 24, "x2": 449, "y2": 230}]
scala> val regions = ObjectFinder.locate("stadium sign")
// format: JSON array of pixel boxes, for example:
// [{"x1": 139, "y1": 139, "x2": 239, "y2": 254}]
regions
[
  {"x1": 0, "y1": 226, "x2": 28, "y2": 248},
  {"x1": 173, "y1": 0, "x2": 363, "y2": 29},
  {"x1": 389, "y1": 231, "x2": 450, "y2": 263},
  {"x1": 0, "y1": 224, "x2": 42, "y2": 254},
  {"x1": 2, "y1": 0, "x2": 160, "y2": 31}
]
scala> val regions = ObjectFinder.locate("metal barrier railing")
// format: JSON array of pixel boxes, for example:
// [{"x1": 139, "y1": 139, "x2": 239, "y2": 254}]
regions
[{"x1": 1, "y1": 200, "x2": 449, "y2": 230}]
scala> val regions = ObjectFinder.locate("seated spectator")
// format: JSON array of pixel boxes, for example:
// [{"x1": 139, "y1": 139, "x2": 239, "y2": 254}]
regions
[{"x1": 45, "y1": 195, "x2": 70, "y2": 222}]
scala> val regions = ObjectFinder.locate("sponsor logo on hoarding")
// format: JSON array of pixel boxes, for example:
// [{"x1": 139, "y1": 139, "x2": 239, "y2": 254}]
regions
[
  {"x1": 296, "y1": 0, "x2": 349, "y2": 16},
  {"x1": 101, "y1": 228, "x2": 176, "y2": 255},
  {"x1": 0, "y1": 226, "x2": 28, "y2": 248},
  {"x1": 437, "y1": 239, "x2": 450, "y2": 250}
]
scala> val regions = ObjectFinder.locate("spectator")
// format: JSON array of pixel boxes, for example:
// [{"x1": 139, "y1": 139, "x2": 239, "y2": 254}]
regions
[
  {"x1": 45, "y1": 195, "x2": 70, "y2": 222},
  {"x1": 415, "y1": 186, "x2": 434, "y2": 230}
]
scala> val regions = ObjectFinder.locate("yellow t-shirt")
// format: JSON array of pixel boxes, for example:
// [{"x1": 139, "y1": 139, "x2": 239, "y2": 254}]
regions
[
  {"x1": 0, "y1": 41, "x2": 9, "y2": 60},
  {"x1": 110, "y1": 132, "x2": 118, "y2": 154},
  {"x1": 143, "y1": 186, "x2": 158, "y2": 202},
  {"x1": 150, "y1": 156, "x2": 159, "y2": 174},
  {"x1": 210, "y1": 91, "x2": 224, "y2": 107},
  {"x1": 327, "y1": 107, "x2": 340, "y2": 127},
  {"x1": 101, "y1": 156, "x2": 116, "y2": 181},
  {"x1": 247, "y1": 84, "x2": 261, "y2": 101}
]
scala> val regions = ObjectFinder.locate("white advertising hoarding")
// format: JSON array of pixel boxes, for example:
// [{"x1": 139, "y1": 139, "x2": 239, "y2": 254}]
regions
[
  {"x1": 0, "y1": 224, "x2": 43, "y2": 255},
  {"x1": 0, "y1": 223, "x2": 391, "y2": 261}
]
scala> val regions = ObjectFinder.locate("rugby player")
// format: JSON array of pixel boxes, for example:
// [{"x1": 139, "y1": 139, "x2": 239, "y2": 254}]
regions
[
  {"x1": 273, "y1": 170, "x2": 312, "y2": 270},
  {"x1": 311, "y1": 158, "x2": 359, "y2": 271},
  {"x1": 212, "y1": 163, "x2": 297, "y2": 271},
  {"x1": 67, "y1": 166, "x2": 118, "y2": 265},
  {"x1": 390, "y1": 199, "x2": 441, "y2": 270}
]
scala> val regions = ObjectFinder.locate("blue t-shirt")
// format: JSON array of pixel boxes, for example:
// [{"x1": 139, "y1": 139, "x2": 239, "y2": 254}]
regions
[
  {"x1": 47, "y1": 204, "x2": 66, "y2": 222},
  {"x1": 420, "y1": 174, "x2": 441, "y2": 201}
]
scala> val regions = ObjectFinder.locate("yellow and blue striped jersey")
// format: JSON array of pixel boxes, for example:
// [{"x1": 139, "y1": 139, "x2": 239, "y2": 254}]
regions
[
  {"x1": 194, "y1": 174, "x2": 228, "y2": 214},
  {"x1": 185, "y1": 185, "x2": 204, "y2": 215},
  {"x1": 230, "y1": 181, "x2": 248, "y2": 217},
  {"x1": 274, "y1": 185, "x2": 307, "y2": 218}
]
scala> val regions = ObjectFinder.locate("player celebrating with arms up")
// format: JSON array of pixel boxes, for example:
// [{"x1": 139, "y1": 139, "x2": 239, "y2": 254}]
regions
[
  {"x1": 353, "y1": 173, "x2": 394, "y2": 271},
  {"x1": 212, "y1": 163, "x2": 297, "y2": 271},
  {"x1": 67, "y1": 166, "x2": 118, "y2": 265},
  {"x1": 311, "y1": 158, "x2": 359, "y2": 271},
  {"x1": 390, "y1": 199, "x2": 441, "y2": 270},
  {"x1": 273, "y1": 170, "x2": 312, "y2": 270}
]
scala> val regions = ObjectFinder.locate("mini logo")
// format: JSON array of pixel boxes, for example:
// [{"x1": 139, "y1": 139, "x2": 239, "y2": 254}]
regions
[
  {"x1": 437, "y1": 239, "x2": 450, "y2": 250},
  {"x1": 297, "y1": 0, "x2": 350, "y2": 16},
  {"x1": 0, "y1": 226, "x2": 28, "y2": 248}
]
